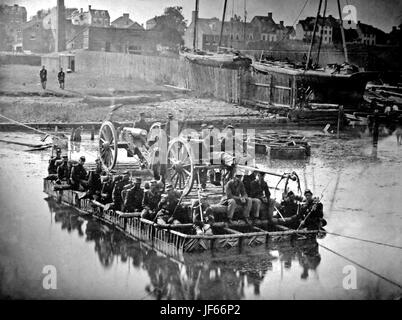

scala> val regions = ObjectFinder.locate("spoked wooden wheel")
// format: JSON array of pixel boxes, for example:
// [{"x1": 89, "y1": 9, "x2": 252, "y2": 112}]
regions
[
  {"x1": 167, "y1": 138, "x2": 194, "y2": 196},
  {"x1": 99, "y1": 121, "x2": 118, "y2": 171}
]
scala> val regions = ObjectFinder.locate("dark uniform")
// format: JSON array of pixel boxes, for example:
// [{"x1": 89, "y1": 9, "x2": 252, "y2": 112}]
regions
[
  {"x1": 48, "y1": 153, "x2": 61, "y2": 175},
  {"x1": 123, "y1": 178, "x2": 144, "y2": 212},
  {"x1": 249, "y1": 176, "x2": 271, "y2": 219},
  {"x1": 101, "y1": 176, "x2": 114, "y2": 203},
  {"x1": 57, "y1": 157, "x2": 69, "y2": 183},
  {"x1": 70, "y1": 161, "x2": 87, "y2": 190},
  {"x1": 134, "y1": 119, "x2": 149, "y2": 132},
  {"x1": 40, "y1": 67, "x2": 47, "y2": 89},
  {"x1": 141, "y1": 188, "x2": 161, "y2": 220},
  {"x1": 112, "y1": 174, "x2": 130, "y2": 211},
  {"x1": 299, "y1": 200, "x2": 324, "y2": 230},
  {"x1": 155, "y1": 186, "x2": 185, "y2": 224},
  {"x1": 58, "y1": 69, "x2": 65, "y2": 89}
]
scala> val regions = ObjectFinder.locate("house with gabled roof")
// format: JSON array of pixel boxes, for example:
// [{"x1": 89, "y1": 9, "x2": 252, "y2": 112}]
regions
[{"x1": 71, "y1": 5, "x2": 110, "y2": 27}]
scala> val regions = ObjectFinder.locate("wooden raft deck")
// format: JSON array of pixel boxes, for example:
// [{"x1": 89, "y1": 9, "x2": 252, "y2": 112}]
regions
[{"x1": 43, "y1": 179, "x2": 319, "y2": 254}]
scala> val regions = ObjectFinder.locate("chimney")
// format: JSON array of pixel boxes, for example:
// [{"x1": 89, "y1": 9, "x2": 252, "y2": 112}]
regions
[
  {"x1": 268, "y1": 12, "x2": 272, "y2": 19},
  {"x1": 56, "y1": 0, "x2": 65, "y2": 52},
  {"x1": 280, "y1": 21, "x2": 284, "y2": 26},
  {"x1": 88, "y1": 5, "x2": 91, "y2": 11},
  {"x1": 80, "y1": 8, "x2": 83, "y2": 13},
  {"x1": 392, "y1": 26, "x2": 397, "y2": 31},
  {"x1": 123, "y1": 13, "x2": 129, "y2": 18},
  {"x1": 358, "y1": 20, "x2": 361, "y2": 25}
]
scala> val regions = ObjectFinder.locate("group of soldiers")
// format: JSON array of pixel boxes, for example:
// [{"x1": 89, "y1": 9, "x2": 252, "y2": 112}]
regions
[
  {"x1": 46, "y1": 145, "x2": 325, "y2": 231},
  {"x1": 217, "y1": 170, "x2": 326, "y2": 230},
  {"x1": 39, "y1": 66, "x2": 65, "y2": 90}
]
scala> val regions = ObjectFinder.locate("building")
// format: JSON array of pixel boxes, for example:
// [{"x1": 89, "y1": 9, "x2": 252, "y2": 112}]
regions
[
  {"x1": 250, "y1": 13, "x2": 278, "y2": 42},
  {"x1": 356, "y1": 21, "x2": 378, "y2": 46},
  {"x1": 71, "y1": 5, "x2": 110, "y2": 27},
  {"x1": 111, "y1": 13, "x2": 144, "y2": 30},
  {"x1": 146, "y1": 17, "x2": 157, "y2": 30},
  {"x1": 66, "y1": 26, "x2": 163, "y2": 54},
  {"x1": 22, "y1": 5, "x2": 77, "y2": 53},
  {"x1": 0, "y1": 4, "x2": 27, "y2": 51},
  {"x1": 296, "y1": 16, "x2": 337, "y2": 45}
]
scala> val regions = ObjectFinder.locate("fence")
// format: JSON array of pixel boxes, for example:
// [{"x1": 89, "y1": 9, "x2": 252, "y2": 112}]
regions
[{"x1": 75, "y1": 51, "x2": 242, "y2": 103}]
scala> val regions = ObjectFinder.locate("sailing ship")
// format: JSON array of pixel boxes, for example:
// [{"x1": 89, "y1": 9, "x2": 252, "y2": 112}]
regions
[
  {"x1": 249, "y1": 0, "x2": 378, "y2": 109},
  {"x1": 179, "y1": 0, "x2": 251, "y2": 68}
]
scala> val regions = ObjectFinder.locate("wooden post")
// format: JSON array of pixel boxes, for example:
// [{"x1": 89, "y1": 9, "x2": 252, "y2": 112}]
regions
[
  {"x1": 337, "y1": 105, "x2": 344, "y2": 139},
  {"x1": 55, "y1": 125, "x2": 58, "y2": 133},
  {"x1": 90, "y1": 125, "x2": 95, "y2": 140}
]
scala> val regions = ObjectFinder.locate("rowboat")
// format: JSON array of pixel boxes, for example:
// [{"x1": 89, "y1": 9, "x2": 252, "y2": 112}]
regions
[
  {"x1": 43, "y1": 179, "x2": 320, "y2": 254},
  {"x1": 179, "y1": 49, "x2": 251, "y2": 69}
]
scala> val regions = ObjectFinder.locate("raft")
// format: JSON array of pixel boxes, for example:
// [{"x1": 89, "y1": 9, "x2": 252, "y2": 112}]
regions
[{"x1": 43, "y1": 179, "x2": 319, "y2": 253}]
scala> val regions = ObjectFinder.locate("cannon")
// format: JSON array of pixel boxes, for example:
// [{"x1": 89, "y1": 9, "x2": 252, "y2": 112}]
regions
[{"x1": 98, "y1": 119, "x2": 255, "y2": 196}]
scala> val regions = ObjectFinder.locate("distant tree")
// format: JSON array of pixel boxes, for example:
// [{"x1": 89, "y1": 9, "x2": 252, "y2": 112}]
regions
[{"x1": 153, "y1": 6, "x2": 187, "y2": 47}]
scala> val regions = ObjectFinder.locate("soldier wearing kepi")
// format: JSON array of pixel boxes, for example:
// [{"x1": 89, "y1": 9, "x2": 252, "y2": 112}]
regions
[
  {"x1": 191, "y1": 192, "x2": 215, "y2": 235},
  {"x1": 48, "y1": 147, "x2": 62, "y2": 175},
  {"x1": 58, "y1": 67, "x2": 65, "y2": 89},
  {"x1": 141, "y1": 179, "x2": 162, "y2": 220},
  {"x1": 123, "y1": 177, "x2": 144, "y2": 212},
  {"x1": 40, "y1": 65, "x2": 47, "y2": 89},
  {"x1": 220, "y1": 172, "x2": 252, "y2": 224},
  {"x1": 155, "y1": 184, "x2": 186, "y2": 224},
  {"x1": 56, "y1": 155, "x2": 70, "y2": 184},
  {"x1": 299, "y1": 189, "x2": 325, "y2": 230},
  {"x1": 112, "y1": 171, "x2": 130, "y2": 211},
  {"x1": 70, "y1": 156, "x2": 88, "y2": 191}
]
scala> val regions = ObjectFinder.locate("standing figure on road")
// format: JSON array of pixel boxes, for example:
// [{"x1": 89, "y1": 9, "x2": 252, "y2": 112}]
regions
[
  {"x1": 58, "y1": 68, "x2": 65, "y2": 89},
  {"x1": 40, "y1": 66, "x2": 47, "y2": 89}
]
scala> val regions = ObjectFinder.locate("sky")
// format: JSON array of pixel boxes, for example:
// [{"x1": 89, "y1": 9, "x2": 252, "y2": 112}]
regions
[{"x1": 1, "y1": 0, "x2": 401, "y2": 32}]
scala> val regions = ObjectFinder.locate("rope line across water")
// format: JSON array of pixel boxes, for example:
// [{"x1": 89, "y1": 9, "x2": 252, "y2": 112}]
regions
[
  {"x1": 319, "y1": 243, "x2": 402, "y2": 290},
  {"x1": 324, "y1": 231, "x2": 402, "y2": 250}
]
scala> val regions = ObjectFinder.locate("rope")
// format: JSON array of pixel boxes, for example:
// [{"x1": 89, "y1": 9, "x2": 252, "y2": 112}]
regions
[
  {"x1": 324, "y1": 231, "x2": 402, "y2": 250},
  {"x1": 319, "y1": 243, "x2": 402, "y2": 290},
  {"x1": 0, "y1": 113, "x2": 67, "y2": 141}
]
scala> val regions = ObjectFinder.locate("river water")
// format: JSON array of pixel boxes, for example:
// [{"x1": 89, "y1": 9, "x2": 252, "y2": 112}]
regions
[{"x1": 0, "y1": 129, "x2": 401, "y2": 300}]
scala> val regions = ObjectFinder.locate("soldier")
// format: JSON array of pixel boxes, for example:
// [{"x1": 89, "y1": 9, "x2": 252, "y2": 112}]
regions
[
  {"x1": 48, "y1": 147, "x2": 62, "y2": 175},
  {"x1": 299, "y1": 189, "x2": 325, "y2": 230},
  {"x1": 112, "y1": 171, "x2": 130, "y2": 211},
  {"x1": 220, "y1": 172, "x2": 252, "y2": 224},
  {"x1": 58, "y1": 67, "x2": 65, "y2": 89},
  {"x1": 133, "y1": 112, "x2": 149, "y2": 132},
  {"x1": 141, "y1": 180, "x2": 162, "y2": 220},
  {"x1": 100, "y1": 174, "x2": 115, "y2": 204},
  {"x1": 155, "y1": 184, "x2": 186, "y2": 224},
  {"x1": 280, "y1": 191, "x2": 303, "y2": 218},
  {"x1": 80, "y1": 159, "x2": 104, "y2": 200},
  {"x1": 40, "y1": 66, "x2": 47, "y2": 89},
  {"x1": 70, "y1": 156, "x2": 88, "y2": 191},
  {"x1": 56, "y1": 155, "x2": 69, "y2": 184},
  {"x1": 249, "y1": 171, "x2": 271, "y2": 219},
  {"x1": 191, "y1": 192, "x2": 215, "y2": 234},
  {"x1": 123, "y1": 177, "x2": 144, "y2": 212}
]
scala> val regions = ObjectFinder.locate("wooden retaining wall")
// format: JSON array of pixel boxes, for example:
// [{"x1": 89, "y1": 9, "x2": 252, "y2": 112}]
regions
[{"x1": 75, "y1": 51, "x2": 242, "y2": 103}]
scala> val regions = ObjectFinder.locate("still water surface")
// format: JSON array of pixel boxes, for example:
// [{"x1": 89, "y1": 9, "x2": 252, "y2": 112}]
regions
[{"x1": 0, "y1": 130, "x2": 401, "y2": 299}]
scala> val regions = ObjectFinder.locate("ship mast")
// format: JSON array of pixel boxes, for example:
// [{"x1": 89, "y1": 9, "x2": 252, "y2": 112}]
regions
[
  {"x1": 218, "y1": 0, "x2": 228, "y2": 52},
  {"x1": 193, "y1": 0, "x2": 199, "y2": 51},
  {"x1": 305, "y1": 0, "x2": 323, "y2": 70},
  {"x1": 336, "y1": 0, "x2": 349, "y2": 62}
]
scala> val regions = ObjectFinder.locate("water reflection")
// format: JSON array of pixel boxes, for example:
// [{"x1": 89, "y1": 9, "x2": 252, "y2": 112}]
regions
[{"x1": 45, "y1": 197, "x2": 321, "y2": 300}]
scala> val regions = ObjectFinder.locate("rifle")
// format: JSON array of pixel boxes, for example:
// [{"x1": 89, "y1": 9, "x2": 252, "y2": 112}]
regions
[{"x1": 297, "y1": 179, "x2": 331, "y2": 230}]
